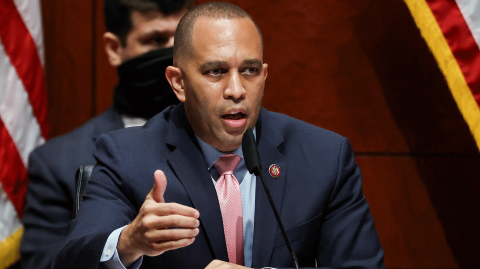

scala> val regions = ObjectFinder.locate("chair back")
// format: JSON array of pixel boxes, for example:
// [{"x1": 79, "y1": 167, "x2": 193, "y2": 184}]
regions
[{"x1": 73, "y1": 165, "x2": 94, "y2": 218}]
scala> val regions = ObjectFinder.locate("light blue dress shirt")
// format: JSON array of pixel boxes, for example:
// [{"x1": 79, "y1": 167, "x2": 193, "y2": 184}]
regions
[{"x1": 101, "y1": 130, "x2": 257, "y2": 268}]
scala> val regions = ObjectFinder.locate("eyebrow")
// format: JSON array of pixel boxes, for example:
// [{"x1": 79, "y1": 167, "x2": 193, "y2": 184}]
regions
[
  {"x1": 138, "y1": 30, "x2": 170, "y2": 41},
  {"x1": 242, "y1": 59, "x2": 263, "y2": 67},
  {"x1": 199, "y1": 61, "x2": 228, "y2": 71},
  {"x1": 199, "y1": 59, "x2": 263, "y2": 70}
]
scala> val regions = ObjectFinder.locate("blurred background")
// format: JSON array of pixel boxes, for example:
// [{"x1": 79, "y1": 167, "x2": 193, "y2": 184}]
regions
[{"x1": 35, "y1": 0, "x2": 480, "y2": 267}]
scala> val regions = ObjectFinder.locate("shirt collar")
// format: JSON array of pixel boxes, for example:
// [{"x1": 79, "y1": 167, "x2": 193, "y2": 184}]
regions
[
  {"x1": 121, "y1": 114, "x2": 147, "y2": 128},
  {"x1": 195, "y1": 128, "x2": 256, "y2": 181}
]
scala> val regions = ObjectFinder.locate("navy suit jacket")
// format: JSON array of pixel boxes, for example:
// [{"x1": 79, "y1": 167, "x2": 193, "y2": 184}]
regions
[
  {"x1": 21, "y1": 107, "x2": 124, "y2": 269},
  {"x1": 53, "y1": 103, "x2": 384, "y2": 269}
]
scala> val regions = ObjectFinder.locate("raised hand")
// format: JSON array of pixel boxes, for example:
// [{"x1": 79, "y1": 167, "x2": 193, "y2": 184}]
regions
[{"x1": 117, "y1": 170, "x2": 200, "y2": 266}]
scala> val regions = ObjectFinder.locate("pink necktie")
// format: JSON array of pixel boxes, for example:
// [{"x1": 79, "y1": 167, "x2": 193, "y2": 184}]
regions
[{"x1": 213, "y1": 154, "x2": 244, "y2": 265}]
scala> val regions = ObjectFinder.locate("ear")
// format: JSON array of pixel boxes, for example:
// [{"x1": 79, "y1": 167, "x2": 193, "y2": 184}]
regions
[
  {"x1": 263, "y1": 63, "x2": 268, "y2": 80},
  {"x1": 166, "y1": 66, "x2": 185, "y2": 102},
  {"x1": 103, "y1": 32, "x2": 124, "y2": 67}
]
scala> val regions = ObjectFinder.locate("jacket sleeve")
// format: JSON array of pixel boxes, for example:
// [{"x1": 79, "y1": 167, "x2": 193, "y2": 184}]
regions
[{"x1": 52, "y1": 133, "x2": 139, "y2": 269}]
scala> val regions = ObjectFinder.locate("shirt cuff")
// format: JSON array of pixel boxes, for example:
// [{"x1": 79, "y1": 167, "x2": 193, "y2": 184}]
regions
[{"x1": 100, "y1": 225, "x2": 143, "y2": 269}]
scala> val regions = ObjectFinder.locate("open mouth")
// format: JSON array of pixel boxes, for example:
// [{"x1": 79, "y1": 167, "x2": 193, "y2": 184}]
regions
[
  {"x1": 221, "y1": 111, "x2": 247, "y2": 128},
  {"x1": 221, "y1": 111, "x2": 246, "y2": 120}
]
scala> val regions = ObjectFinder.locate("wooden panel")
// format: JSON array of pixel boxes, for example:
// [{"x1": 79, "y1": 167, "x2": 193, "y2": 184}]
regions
[
  {"x1": 358, "y1": 155, "x2": 480, "y2": 268},
  {"x1": 195, "y1": 0, "x2": 477, "y2": 154},
  {"x1": 46, "y1": 0, "x2": 477, "y2": 152},
  {"x1": 354, "y1": 0, "x2": 476, "y2": 154},
  {"x1": 41, "y1": 0, "x2": 94, "y2": 138},
  {"x1": 94, "y1": 0, "x2": 117, "y2": 116}
]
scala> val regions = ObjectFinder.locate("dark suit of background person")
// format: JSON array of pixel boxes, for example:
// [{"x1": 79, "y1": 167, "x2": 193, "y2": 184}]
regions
[
  {"x1": 19, "y1": 1, "x2": 193, "y2": 268},
  {"x1": 52, "y1": 103, "x2": 384, "y2": 269}
]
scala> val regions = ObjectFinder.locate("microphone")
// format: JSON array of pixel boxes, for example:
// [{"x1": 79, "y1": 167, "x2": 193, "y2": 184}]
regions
[{"x1": 242, "y1": 128, "x2": 300, "y2": 269}]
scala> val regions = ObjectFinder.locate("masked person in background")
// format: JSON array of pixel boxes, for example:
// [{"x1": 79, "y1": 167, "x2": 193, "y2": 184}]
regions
[{"x1": 20, "y1": 1, "x2": 193, "y2": 268}]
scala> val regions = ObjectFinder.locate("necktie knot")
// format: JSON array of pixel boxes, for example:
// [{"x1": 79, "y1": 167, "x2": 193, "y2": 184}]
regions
[{"x1": 213, "y1": 154, "x2": 241, "y2": 175}]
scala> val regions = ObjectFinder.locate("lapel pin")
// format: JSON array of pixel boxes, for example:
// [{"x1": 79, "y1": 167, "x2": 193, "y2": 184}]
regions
[{"x1": 268, "y1": 164, "x2": 281, "y2": 179}]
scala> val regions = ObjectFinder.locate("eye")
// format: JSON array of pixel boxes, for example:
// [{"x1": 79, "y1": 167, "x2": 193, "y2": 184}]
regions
[
  {"x1": 151, "y1": 36, "x2": 168, "y2": 45},
  {"x1": 207, "y1": 68, "x2": 226, "y2": 76},
  {"x1": 139, "y1": 33, "x2": 169, "y2": 47},
  {"x1": 242, "y1": 67, "x2": 258, "y2": 75}
]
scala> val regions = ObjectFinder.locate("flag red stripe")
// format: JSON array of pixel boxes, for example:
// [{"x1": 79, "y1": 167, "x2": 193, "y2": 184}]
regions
[
  {"x1": 0, "y1": 119, "x2": 28, "y2": 218},
  {"x1": 0, "y1": 0, "x2": 49, "y2": 139},
  {"x1": 427, "y1": 0, "x2": 480, "y2": 104}
]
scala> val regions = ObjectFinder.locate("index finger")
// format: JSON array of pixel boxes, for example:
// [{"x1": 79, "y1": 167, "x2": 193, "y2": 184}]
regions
[{"x1": 155, "y1": 202, "x2": 200, "y2": 218}]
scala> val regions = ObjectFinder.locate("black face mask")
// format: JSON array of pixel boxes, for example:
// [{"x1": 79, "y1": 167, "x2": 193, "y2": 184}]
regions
[{"x1": 113, "y1": 47, "x2": 179, "y2": 119}]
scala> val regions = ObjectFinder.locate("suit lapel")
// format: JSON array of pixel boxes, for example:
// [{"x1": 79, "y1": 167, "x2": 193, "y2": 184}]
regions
[
  {"x1": 165, "y1": 104, "x2": 229, "y2": 262},
  {"x1": 252, "y1": 109, "x2": 288, "y2": 267}
]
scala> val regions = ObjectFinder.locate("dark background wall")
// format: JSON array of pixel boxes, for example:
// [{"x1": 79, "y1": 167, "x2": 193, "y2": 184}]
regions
[{"x1": 40, "y1": 0, "x2": 480, "y2": 267}]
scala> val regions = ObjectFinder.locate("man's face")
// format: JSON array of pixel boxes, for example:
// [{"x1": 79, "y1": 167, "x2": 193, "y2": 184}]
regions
[
  {"x1": 181, "y1": 17, "x2": 268, "y2": 152},
  {"x1": 118, "y1": 9, "x2": 187, "y2": 62}
]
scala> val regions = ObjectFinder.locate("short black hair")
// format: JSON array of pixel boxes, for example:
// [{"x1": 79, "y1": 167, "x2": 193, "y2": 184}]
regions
[
  {"x1": 104, "y1": 0, "x2": 194, "y2": 45},
  {"x1": 173, "y1": 2, "x2": 263, "y2": 65}
]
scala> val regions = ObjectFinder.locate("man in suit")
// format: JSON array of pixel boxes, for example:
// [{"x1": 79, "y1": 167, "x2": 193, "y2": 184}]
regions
[
  {"x1": 20, "y1": 1, "x2": 193, "y2": 268},
  {"x1": 53, "y1": 2, "x2": 385, "y2": 268}
]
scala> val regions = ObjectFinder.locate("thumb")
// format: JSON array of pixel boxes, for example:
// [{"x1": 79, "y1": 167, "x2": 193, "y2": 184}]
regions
[{"x1": 152, "y1": 170, "x2": 167, "y2": 203}]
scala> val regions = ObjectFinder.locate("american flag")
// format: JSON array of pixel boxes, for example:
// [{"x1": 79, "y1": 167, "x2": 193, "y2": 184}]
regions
[
  {"x1": 0, "y1": 0, "x2": 48, "y2": 267},
  {"x1": 404, "y1": 0, "x2": 480, "y2": 150}
]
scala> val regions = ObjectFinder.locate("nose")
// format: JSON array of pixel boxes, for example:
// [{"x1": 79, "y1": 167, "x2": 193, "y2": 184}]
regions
[{"x1": 224, "y1": 70, "x2": 246, "y2": 101}]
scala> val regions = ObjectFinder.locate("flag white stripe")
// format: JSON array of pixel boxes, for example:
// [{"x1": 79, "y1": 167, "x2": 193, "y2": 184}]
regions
[
  {"x1": 455, "y1": 0, "x2": 480, "y2": 50},
  {"x1": 0, "y1": 0, "x2": 45, "y2": 264},
  {"x1": 11, "y1": 0, "x2": 45, "y2": 66},
  {"x1": 0, "y1": 39, "x2": 45, "y2": 167},
  {"x1": 0, "y1": 183, "x2": 22, "y2": 241}
]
